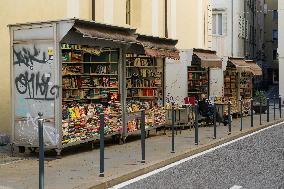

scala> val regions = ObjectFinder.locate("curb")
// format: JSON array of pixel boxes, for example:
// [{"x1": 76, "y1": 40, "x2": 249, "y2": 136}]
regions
[{"x1": 90, "y1": 119, "x2": 284, "y2": 189}]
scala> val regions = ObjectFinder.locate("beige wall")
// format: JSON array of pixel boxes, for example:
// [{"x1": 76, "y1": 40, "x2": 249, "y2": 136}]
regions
[
  {"x1": 0, "y1": 0, "x2": 92, "y2": 135},
  {"x1": 0, "y1": 0, "x2": 209, "y2": 136}
]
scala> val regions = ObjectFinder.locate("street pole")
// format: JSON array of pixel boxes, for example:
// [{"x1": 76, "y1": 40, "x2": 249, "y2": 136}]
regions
[
  {"x1": 141, "y1": 109, "x2": 146, "y2": 163},
  {"x1": 171, "y1": 107, "x2": 175, "y2": 153},
  {"x1": 99, "y1": 113, "x2": 105, "y2": 177},
  {"x1": 38, "y1": 112, "x2": 44, "y2": 189},
  {"x1": 195, "y1": 103, "x2": 199, "y2": 145}
]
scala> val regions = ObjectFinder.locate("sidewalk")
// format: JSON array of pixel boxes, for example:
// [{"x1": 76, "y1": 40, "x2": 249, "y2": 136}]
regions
[{"x1": 0, "y1": 109, "x2": 283, "y2": 189}]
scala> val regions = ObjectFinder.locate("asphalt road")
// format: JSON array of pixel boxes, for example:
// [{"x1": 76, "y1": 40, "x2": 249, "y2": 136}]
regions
[{"x1": 116, "y1": 123, "x2": 284, "y2": 189}]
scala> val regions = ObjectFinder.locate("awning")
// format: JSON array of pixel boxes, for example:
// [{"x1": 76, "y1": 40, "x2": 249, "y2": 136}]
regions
[
  {"x1": 136, "y1": 34, "x2": 179, "y2": 60},
  {"x1": 246, "y1": 60, "x2": 262, "y2": 76},
  {"x1": 192, "y1": 49, "x2": 222, "y2": 68},
  {"x1": 73, "y1": 19, "x2": 137, "y2": 44},
  {"x1": 227, "y1": 57, "x2": 251, "y2": 72}
]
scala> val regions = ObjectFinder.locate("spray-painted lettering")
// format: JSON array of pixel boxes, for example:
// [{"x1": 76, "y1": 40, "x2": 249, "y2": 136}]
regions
[
  {"x1": 13, "y1": 45, "x2": 50, "y2": 70},
  {"x1": 15, "y1": 71, "x2": 60, "y2": 100}
]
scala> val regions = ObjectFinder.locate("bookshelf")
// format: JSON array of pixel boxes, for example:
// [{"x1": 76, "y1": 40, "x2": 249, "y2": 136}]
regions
[
  {"x1": 187, "y1": 65, "x2": 208, "y2": 100},
  {"x1": 61, "y1": 44, "x2": 122, "y2": 145}
]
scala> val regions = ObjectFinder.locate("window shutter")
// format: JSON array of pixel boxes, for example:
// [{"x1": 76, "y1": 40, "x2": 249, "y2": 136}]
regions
[
  {"x1": 222, "y1": 13, "x2": 227, "y2": 35},
  {"x1": 245, "y1": 20, "x2": 249, "y2": 40},
  {"x1": 238, "y1": 15, "x2": 242, "y2": 38}
]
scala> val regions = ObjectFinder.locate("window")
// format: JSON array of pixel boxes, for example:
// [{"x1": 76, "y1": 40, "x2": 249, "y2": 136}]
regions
[
  {"x1": 212, "y1": 13, "x2": 223, "y2": 35},
  {"x1": 273, "y1": 29, "x2": 278, "y2": 41},
  {"x1": 272, "y1": 10, "x2": 278, "y2": 21},
  {"x1": 126, "y1": 0, "x2": 131, "y2": 25},
  {"x1": 273, "y1": 50, "x2": 278, "y2": 60}
]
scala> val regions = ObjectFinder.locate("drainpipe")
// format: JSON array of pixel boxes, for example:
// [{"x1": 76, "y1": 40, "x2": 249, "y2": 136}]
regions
[
  {"x1": 92, "y1": 0, "x2": 95, "y2": 20},
  {"x1": 165, "y1": 0, "x2": 168, "y2": 38},
  {"x1": 244, "y1": 0, "x2": 246, "y2": 57},
  {"x1": 231, "y1": 0, "x2": 234, "y2": 57}
]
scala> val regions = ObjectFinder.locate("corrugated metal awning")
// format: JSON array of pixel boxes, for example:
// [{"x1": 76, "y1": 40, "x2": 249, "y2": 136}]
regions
[
  {"x1": 136, "y1": 34, "x2": 179, "y2": 60},
  {"x1": 193, "y1": 49, "x2": 222, "y2": 68},
  {"x1": 246, "y1": 60, "x2": 262, "y2": 76},
  {"x1": 73, "y1": 20, "x2": 137, "y2": 44},
  {"x1": 227, "y1": 57, "x2": 251, "y2": 72}
]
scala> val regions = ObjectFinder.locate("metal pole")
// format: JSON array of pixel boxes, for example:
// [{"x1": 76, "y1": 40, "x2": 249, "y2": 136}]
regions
[
  {"x1": 260, "y1": 100, "x2": 262, "y2": 125},
  {"x1": 99, "y1": 113, "x2": 105, "y2": 177},
  {"x1": 141, "y1": 109, "x2": 146, "y2": 162},
  {"x1": 251, "y1": 99, "x2": 254, "y2": 127},
  {"x1": 135, "y1": 113, "x2": 139, "y2": 130},
  {"x1": 279, "y1": 95, "x2": 282, "y2": 118},
  {"x1": 274, "y1": 95, "x2": 276, "y2": 120},
  {"x1": 267, "y1": 98, "x2": 270, "y2": 122},
  {"x1": 240, "y1": 99, "x2": 243, "y2": 131},
  {"x1": 38, "y1": 112, "x2": 44, "y2": 189},
  {"x1": 228, "y1": 100, "x2": 231, "y2": 135},
  {"x1": 171, "y1": 107, "x2": 175, "y2": 153},
  {"x1": 195, "y1": 104, "x2": 199, "y2": 145},
  {"x1": 213, "y1": 104, "x2": 216, "y2": 139}
]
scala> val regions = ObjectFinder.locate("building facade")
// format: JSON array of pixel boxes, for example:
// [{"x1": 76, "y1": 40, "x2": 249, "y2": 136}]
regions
[
  {"x1": 263, "y1": 0, "x2": 278, "y2": 85},
  {"x1": 0, "y1": 0, "x2": 210, "y2": 137},
  {"x1": 279, "y1": 0, "x2": 284, "y2": 98},
  {"x1": 211, "y1": 0, "x2": 245, "y2": 58}
]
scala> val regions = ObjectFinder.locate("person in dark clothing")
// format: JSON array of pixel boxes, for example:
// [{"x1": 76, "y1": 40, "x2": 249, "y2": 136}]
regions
[{"x1": 198, "y1": 94, "x2": 227, "y2": 126}]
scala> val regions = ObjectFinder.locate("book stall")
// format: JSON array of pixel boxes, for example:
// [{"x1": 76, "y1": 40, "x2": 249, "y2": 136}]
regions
[{"x1": 10, "y1": 19, "x2": 179, "y2": 153}]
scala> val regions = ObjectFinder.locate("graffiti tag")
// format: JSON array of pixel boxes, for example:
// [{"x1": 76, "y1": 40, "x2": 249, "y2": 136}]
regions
[
  {"x1": 13, "y1": 45, "x2": 51, "y2": 70},
  {"x1": 15, "y1": 71, "x2": 60, "y2": 101}
]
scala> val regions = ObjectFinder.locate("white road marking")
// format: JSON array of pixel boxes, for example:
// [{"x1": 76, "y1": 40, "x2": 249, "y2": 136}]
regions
[
  {"x1": 230, "y1": 185, "x2": 243, "y2": 189},
  {"x1": 109, "y1": 121, "x2": 284, "y2": 189}
]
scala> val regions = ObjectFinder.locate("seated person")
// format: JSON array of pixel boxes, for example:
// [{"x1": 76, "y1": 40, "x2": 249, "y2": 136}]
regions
[
  {"x1": 198, "y1": 94, "x2": 213, "y2": 117},
  {"x1": 198, "y1": 94, "x2": 227, "y2": 125}
]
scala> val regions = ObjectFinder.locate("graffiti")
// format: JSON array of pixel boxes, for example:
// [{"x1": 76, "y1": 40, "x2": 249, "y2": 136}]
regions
[
  {"x1": 15, "y1": 71, "x2": 60, "y2": 100},
  {"x1": 17, "y1": 113, "x2": 58, "y2": 146},
  {"x1": 13, "y1": 45, "x2": 51, "y2": 70}
]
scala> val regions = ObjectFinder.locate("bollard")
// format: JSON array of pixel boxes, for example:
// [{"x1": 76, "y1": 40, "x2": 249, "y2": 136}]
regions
[
  {"x1": 195, "y1": 103, "x2": 199, "y2": 145},
  {"x1": 260, "y1": 100, "x2": 262, "y2": 125},
  {"x1": 274, "y1": 95, "x2": 276, "y2": 120},
  {"x1": 267, "y1": 98, "x2": 270, "y2": 122},
  {"x1": 240, "y1": 99, "x2": 243, "y2": 131},
  {"x1": 99, "y1": 113, "x2": 105, "y2": 177},
  {"x1": 171, "y1": 107, "x2": 175, "y2": 153},
  {"x1": 213, "y1": 104, "x2": 216, "y2": 139},
  {"x1": 38, "y1": 112, "x2": 44, "y2": 189},
  {"x1": 141, "y1": 109, "x2": 146, "y2": 162},
  {"x1": 250, "y1": 99, "x2": 254, "y2": 127},
  {"x1": 279, "y1": 95, "x2": 282, "y2": 118},
  {"x1": 228, "y1": 101, "x2": 231, "y2": 135},
  {"x1": 135, "y1": 113, "x2": 139, "y2": 130}
]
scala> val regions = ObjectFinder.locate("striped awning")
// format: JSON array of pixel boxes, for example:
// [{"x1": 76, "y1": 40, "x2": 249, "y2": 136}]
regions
[
  {"x1": 227, "y1": 57, "x2": 251, "y2": 72},
  {"x1": 193, "y1": 49, "x2": 222, "y2": 68},
  {"x1": 245, "y1": 60, "x2": 262, "y2": 76},
  {"x1": 73, "y1": 20, "x2": 137, "y2": 44},
  {"x1": 136, "y1": 34, "x2": 180, "y2": 60}
]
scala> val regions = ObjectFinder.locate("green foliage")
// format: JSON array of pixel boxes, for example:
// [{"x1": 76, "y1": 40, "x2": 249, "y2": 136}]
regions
[{"x1": 254, "y1": 90, "x2": 267, "y2": 105}]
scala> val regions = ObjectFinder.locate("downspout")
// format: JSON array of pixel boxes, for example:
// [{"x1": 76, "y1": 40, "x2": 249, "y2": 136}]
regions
[
  {"x1": 92, "y1": 0, "x2": 95, "y2": 20},
  {"x1": 165, "y1": 0, "x2": 168, "y2": 38},
  {"x1": 244, "y1": 0, "x2": 246, "y2": 57},
  {"x1": 231, "y1": 0, "x2": 234, "y2": 57}
]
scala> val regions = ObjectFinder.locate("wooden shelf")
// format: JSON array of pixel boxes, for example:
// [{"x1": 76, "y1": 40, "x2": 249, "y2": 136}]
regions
[
  {"x1": 80, "y1": 87, "x2": 118, "y2": 89},
  {"x1": 126, "y1": 76, "x2": 161, "y2": 79},
  {"x1": 188, "y1": 92, "x2": 202, "y2": 94},
  {"x1": 127, "y1": 96, "x2": 157, "y2": 98},
  {"x1": 62, "y1": 62, "x2": 118, "y2": 64},
  {"x1": 188, "y1": 71, "x2": 207, "y2": 73},
  {"x1": 127, "y1": 87, "x2": 158, "y2": 89},
  {"x1": 63, "y1": 73, "x2": 117, "y2": 76},
  {"x1": 126, "y1": 66, "x2": 160, "y2": 68}
]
